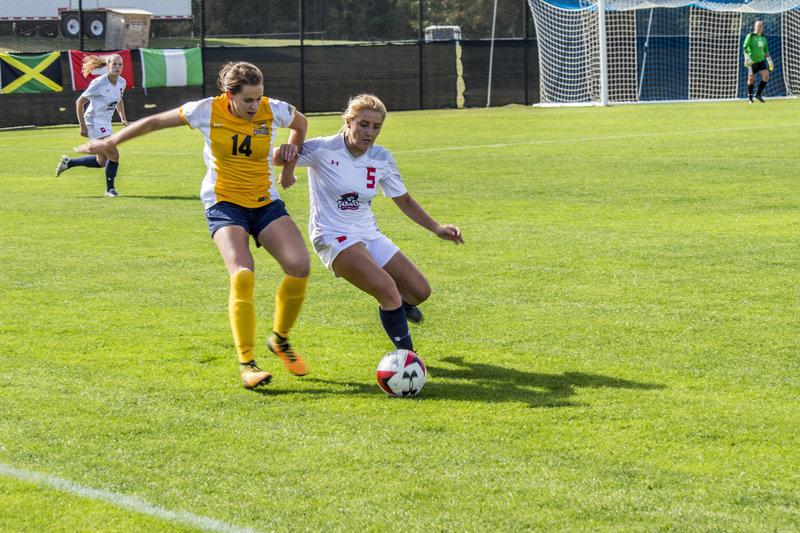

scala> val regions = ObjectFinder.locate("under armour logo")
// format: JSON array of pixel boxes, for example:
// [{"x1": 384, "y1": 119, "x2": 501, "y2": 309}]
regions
[{"x1": 330, "y1": 160, "x2": 340, "y2": 166}]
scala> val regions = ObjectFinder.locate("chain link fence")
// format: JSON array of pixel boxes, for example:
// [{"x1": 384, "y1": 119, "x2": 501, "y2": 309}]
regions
[
  {"x1": 0, "y1": 0, "x2": 538, "y2": 127},
  {"x1": 1, "y1": 0, "x2": 530, "y2": 50}
]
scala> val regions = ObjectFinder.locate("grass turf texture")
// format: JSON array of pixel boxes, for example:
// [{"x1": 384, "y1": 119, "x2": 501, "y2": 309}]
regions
[{"x1": 1, "y1": 102, "x2": 799, "y2": 530}]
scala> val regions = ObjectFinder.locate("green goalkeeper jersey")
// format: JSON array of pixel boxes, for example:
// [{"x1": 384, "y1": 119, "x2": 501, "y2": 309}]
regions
[{"x1": 744, "y1": 33, "x2": 769, "y2": 63}]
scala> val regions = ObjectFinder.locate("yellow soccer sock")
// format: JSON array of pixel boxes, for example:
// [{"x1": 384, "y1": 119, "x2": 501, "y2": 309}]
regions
[
  {"x1": 229, "y1": 268, "x2": 256, "y2": 364},
  {"x1": 273, "y1": 274, "x2": 309, "y2": 339}
]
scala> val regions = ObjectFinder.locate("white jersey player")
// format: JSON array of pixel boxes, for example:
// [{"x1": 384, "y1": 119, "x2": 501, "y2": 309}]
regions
[
  {"x1": 81, "y1": 73, "x2": 126, "y2": 140},
  {"x1": 277, "y1": 93, "x2": 463, "y2": 355},
  {"x1": 55, "y1": 54, "x2": 128, "y2": 197},
  {"x1": 298, "y1": 132, "x2": 408, "y2": 266}
]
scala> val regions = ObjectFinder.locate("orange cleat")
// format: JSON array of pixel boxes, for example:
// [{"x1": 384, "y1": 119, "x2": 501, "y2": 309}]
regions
[
  {"x1": 268, "y1": 334, "x2": 308, "y2": 376},
  {"x1": 239, "y1": 360, "x2": 272, "y2": 389}
]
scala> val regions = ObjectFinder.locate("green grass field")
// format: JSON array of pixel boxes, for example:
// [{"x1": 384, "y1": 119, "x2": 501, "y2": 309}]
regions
[{"x1": 1, "y1": 102, "x2": 799, "y2": 531}]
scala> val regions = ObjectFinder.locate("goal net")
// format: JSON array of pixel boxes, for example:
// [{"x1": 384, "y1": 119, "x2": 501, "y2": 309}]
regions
[{"x1": 527, "y1": 0, "x2": 800, "y2": 104}]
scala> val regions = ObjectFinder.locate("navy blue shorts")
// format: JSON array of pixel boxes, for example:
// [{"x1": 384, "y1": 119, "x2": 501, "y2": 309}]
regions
[{"x1": 205, "y1": 200, "x2": 289, "y2": 246}]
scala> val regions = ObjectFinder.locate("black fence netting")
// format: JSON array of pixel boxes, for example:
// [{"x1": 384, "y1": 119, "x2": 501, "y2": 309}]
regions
[
  {"x1": 461, "y1": 40, "x2": 539, "y2": 107},
  {"x1": 0, "y1": 0, "x2": 538, "y2": 128}
]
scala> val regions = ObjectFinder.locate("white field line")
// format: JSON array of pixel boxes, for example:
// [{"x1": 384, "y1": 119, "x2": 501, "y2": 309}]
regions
[
  {"x1": 0, "y1": 462, "x2": 259, "y2": 533},
  {"x1": 1, "y1": 122, "x2": 798, "y2": 157}
]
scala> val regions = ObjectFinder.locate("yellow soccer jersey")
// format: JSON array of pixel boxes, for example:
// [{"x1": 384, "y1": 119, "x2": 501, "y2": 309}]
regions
[{"x1": 179, "y1": 93, "x2": 295, "y2": 209}]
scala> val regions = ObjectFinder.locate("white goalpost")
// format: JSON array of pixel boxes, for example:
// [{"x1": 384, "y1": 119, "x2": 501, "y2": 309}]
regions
[{"x1": 527, "y1": 0, "x2": 800, "y2": 105}]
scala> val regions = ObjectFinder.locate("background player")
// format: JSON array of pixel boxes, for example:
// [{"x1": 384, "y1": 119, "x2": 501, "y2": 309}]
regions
[
  {"x1": 743, "y1": 20, "x2": 773, "y2": 103},
  {"x1": 274, "y1": 93, "x2": 463, "y2": 355},
  {"x1": 76, "y1": 61, "x2": 310, "y2": 389},
  {"x1": 56, "y1": 54, "x2": 128, "y2": 196}
]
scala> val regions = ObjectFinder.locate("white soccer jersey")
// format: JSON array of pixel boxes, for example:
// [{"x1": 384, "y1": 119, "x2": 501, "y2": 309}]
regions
[
  {"x1": 297, "y1": 133, "x2": 407, "y2": 246},
  {"x1": 81, "y1": 74, "x2": 125, "y2": 138},
  {"x1": 180, "y1": 94, "x2": 295, "y2": 209}
]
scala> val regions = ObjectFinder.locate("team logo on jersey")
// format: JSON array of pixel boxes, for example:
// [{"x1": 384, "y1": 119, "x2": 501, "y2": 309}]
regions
[
  {"x1": 337, "y1": 192, "x2": 360, "y2": 210},
  {"x1": 253, "y1": 123, "x2": 270, "y2": 136}
]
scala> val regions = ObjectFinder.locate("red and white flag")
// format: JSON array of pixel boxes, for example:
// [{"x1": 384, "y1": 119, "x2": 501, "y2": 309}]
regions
[{"x1": 68, "y1": 50, "x2": 135, "y2": 91}]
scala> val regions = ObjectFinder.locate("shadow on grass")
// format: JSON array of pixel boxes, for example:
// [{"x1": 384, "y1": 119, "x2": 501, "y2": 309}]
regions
[{"x1": 257, "y1": 356, "x2": 665, "y2": 408}]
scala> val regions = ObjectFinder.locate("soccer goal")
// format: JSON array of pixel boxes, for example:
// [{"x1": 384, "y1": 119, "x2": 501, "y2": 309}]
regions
[{"x1": 527, "y1": 0, "x2": 800, "y2": 104}]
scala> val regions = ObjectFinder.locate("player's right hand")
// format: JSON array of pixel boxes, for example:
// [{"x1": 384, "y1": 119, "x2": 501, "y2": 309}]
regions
[
  {"x1": 79, "y1": 125, "x2": 88, "y2": 138},
  {"x1": 744, "y1": 58, "x2": 753, "y2": 67}
]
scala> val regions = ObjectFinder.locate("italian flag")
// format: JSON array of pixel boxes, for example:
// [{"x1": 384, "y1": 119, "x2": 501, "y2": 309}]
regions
[{"x1": 140, "y1": 48, "x2": 203, "y2": 88}]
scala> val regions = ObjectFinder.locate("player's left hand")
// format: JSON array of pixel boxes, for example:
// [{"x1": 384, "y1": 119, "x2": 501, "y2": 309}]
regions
[
  {"x1": 279, "y1": 166, "x2": 297, "y2": 189},
  {"x1": 121, "y1": 120, "x2": 129, "y2": 127},
  {"x1": 768, "y1": 59, "x2": 774, "y2": 71},
  {"x1": 74, "y1": 139, "x2": 112, "y2": 158},
  {"x1": 278, "y1": 143, "x2": 299, "y2": 162},
  {"x1": 435, "y1": 224, "x2": 464, "y2": 244}
]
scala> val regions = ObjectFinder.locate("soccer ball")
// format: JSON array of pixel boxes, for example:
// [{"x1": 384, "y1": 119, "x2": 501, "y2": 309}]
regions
[{"x1": 375, "y1": 349, "x2": 427, "y2": 397}]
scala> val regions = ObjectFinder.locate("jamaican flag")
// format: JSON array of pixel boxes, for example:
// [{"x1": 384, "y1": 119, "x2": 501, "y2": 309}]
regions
[{"x1": 0, "y1": 52, "x2": 63, "y2": 94}]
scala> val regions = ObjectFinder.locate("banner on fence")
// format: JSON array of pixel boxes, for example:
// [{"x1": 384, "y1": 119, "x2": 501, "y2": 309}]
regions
[
  {"x1": 0, "y1": 52, "x2": 63, "y2": 94},
  {"x1": 68, "y1": 50, "x2": 135, "y2": 91},
  {"x1": 140, "y1": 48, "x2": 203, "y2": 88}
]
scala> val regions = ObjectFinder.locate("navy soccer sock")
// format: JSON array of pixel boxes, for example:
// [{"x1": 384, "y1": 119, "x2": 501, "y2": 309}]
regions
[
  {"x1": 747, "y1": 84, "x2": 754, "y2": 97},
  {"x1": 379, "y1": 306, "x2": 413, "y2": 351},
  {"x1": 105, "y1": 160, "x2": 119, "y2": 191},
  {"x1": 756, "y1": 80, "x2": 768, "y2": 97},
  {"x1": 68, "y1": 156, "x2": 102, "y2": 169}
]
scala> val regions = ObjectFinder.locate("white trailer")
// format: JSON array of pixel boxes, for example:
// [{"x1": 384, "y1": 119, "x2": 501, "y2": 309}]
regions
[{"x1": 0, "y1": 0, "x2": 192, "y2": 38}]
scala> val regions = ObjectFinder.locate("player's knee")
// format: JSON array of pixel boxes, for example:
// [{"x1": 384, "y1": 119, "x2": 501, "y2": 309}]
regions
[
  {"x1": 283, "y1": 254, "x2": 310, "y2": 278},
  {"x1": 407, "y1": 280, "x2": 431, "y2": 305}
]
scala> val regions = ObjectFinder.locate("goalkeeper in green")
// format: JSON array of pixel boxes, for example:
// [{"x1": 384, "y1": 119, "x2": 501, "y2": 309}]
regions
[{"x1": 743, "y1": 20, "x2": 773, "y2": 103}]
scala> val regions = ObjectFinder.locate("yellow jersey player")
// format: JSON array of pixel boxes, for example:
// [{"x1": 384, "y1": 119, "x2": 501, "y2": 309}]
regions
[{"x1": 76, "y1": 61, "x2": 310, "y2": 389}]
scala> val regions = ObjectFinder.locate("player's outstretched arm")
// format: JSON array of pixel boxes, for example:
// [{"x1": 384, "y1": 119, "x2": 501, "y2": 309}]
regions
[
  {"x1": 392, "y1": 193, "x2": 464, "y2": 244},
  {"x1": 74, "y1": 108, "x2": 184, "y2": 158}
]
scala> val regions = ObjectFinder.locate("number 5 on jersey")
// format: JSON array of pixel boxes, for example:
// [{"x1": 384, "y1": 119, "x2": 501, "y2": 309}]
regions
[{"x1": 366, "y1": 166, "x2": 376, "y2": 189}]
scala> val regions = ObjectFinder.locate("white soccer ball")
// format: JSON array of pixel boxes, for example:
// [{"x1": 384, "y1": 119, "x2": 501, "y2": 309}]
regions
[{"x1": 375, "y1": 349, "x2": 427, "y2": 397}]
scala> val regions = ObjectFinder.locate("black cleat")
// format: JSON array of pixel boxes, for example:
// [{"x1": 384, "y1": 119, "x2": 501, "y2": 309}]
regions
[
  {"x1": 403, "y1": 303, "x2": 423, "y2": 324},
  {"x1": 755, "y1": 95, "x2": 765, "y2": 103}
]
